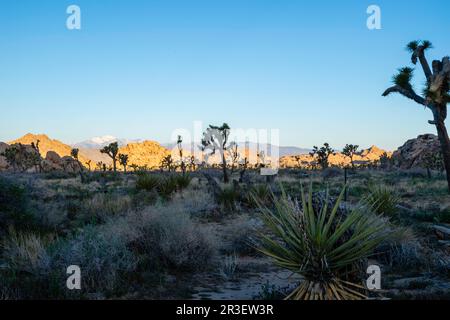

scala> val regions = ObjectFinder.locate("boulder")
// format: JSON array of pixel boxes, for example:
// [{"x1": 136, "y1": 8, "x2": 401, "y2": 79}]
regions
[
  {"x1": 392, "y1": 134, "x2": 440, "y2": 169},
  {"x1": 0, "y1": 142, "x2": 9, "y2": 171}
]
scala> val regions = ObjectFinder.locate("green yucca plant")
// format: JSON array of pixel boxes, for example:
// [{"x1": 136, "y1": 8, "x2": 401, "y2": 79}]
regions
[
  {"x1": 363, "y1": 186, "x2": 399, "y2": 219},
  {"x1": 174, "y1": 174, "x2": 192, "y2": 190},
  {"x1": 217, "y1": 185, "x2": 240, "y2": 211},
  {"x1": 246, "y1": 184, "x2": 271, "y2": 207},
  {"x1": 256, "y1": 184, "x2": 390, "y2": 300}
]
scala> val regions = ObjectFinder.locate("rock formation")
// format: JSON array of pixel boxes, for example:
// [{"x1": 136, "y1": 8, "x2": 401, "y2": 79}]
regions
[
  {"x1": 119, "y1": 140, "x2": 170, "y2": 170},
  {"x1": 391, "y1": 134, "x2": 441, "y2": 169}
]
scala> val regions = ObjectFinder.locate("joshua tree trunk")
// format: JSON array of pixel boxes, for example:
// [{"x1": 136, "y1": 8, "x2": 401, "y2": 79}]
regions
[
  {"x1": 433, "y1": 109, "x2": 450, "y2": 191},
  {"x1": 222, "y1": 153, "x2": 229, "y2": 183}
]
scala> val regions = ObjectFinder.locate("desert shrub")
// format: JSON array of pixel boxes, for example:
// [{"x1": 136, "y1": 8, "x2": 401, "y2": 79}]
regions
[
  {"x1": 83, "y1": 193, "x2": 132, "y2": 222},
  {"x1": 321, "y1": 167, "x2": 343, "y2": 179},
  {"x1": 256, "y1": 184, "x2": 391, "y2": 300},
  {"x1": 42, "y1": 171, "x2": 76, "y2": 180},
  {"x1": 157, "y1": 175, "x2": 179, "y2": 199},
  {"x1": 50, "y1": 225, "x2": 138, "y2": 297},
  {"x1": 0, "y1": 231, "x2": 57, "y2": 299},
  {"x1": 254, "y1": 281, "x2": 288, "y2": 300},
  {"x1": 218, "y1": 253, "x2": 239, "y2": 280},
  {"x1": 217, "y1": 185, "x2": 240, "y2": 211},
  {"x1": 131, "y1": 190, "x2": 159, "y2": 209},
  {"x1": 363, "y1": 185, "x2": 399, "y2": 219},
  {"x1": 131, "y1": 207, "x2": 217, "y2": 271},
  {"x1": 397, "y1": 168, "x2": 428, "y2": 179},
  {"x1": 135, "y1": 173, "x2": 184, "y2": 200},
  {"x1": 136, "y1": 173, "x2": 161, "y2": 192},
  {"x1": 173, "y1": 174, "x2": 192, "y2": 190},
  {"x1": 221, "y1": 216, "x2": 261, "y2": 255},
  {"x1": 0, "y1": 176, "x2": 36, "y2": 231},
  {"x1": 434, "y1": 209, "x2": 450, "y2": 223}
]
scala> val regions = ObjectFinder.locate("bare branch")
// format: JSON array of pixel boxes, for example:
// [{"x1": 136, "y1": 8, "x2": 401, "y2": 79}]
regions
[{"x1": 382, "y1": 85, "x2": 427, "y2": 106}]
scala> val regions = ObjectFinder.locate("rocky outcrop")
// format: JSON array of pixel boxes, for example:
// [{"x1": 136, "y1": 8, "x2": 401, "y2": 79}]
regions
[
  {"x1": 279, "y1": 146, "x2": 391, "y2": 168},
  {"x1": 9, "y1": 133, "x2": 91, "y2": 168},
  {"x1": 391, "y1": 134, "x2": 440, "y2": 169},
  {"x1": 119, "y1": 141, "x2": 170, "y2": 170}
]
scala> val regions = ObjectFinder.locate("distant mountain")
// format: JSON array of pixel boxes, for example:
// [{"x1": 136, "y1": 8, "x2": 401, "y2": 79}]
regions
[{"x1": 74, "y1": 136, "x2": 144, "y2": 149}]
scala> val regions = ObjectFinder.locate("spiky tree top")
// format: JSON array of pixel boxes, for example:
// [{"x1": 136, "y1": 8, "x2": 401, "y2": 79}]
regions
[
  {"x1": 201, "y1": 123, "x2": 231, "y2": 157},
  {"x1": 383, "y1": 40, "x2": 450, "y2": 124},
  {"x1": 100, "y1": 142, "x2": 119, "y2": 159},
  {"x1": 71, "y1": 148, "x2": 79, "y2": 160},
  {"x1": 119, "y1": 153, "x2": 128, "y2": 166}
]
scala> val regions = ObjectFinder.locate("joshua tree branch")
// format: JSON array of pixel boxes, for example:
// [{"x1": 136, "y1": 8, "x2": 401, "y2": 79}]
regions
[
  {"x1": 382, "y1": 85, "x2": 427, "y2": 106},
  {"x1": 416, "y1": 48, "x2": 433, "y2": 82}
]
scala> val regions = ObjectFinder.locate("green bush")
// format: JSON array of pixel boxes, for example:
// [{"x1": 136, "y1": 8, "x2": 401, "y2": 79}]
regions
[
  {"x1": 0, "y1": 176, "x2": 36, "y2": 231},
  {"x1": 136, "y1": 174, "x2": 161, "y2": 192},
  {"x1": 217, "y1": 186, "x2": 240, "y2": 211}
]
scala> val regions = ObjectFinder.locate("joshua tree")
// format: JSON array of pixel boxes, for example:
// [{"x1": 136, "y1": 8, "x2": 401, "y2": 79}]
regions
[
  {"x1": 342, "y1": 144, "x2": 359, "y2": 169},
  {"x1": 383, "y1": 40, "x2": 450, "y2": 191},
  {"x1": 160, "y1": 154, "x2": 175, "y2": 172},
  {"x1": 130, "y1": 163, "x2": 139, "y2": 172},
  {"x1": 95, "y1": 161, "x2": 103, "y2": 171},
  {"x1": 310, "y1": 143, "x2": 335, "y2": 169},
  {"x1": 379, "y1": 152, "x2": 391, "y2": 170},
  {"x1": 176, "y1": 135, "x2": 187, "y2": 175},
  {"x1": 119, "y1": 155, "x2": 128, "y2": 172},
  {"x1": 1, "y1": 146, "x2": 20, "y2": 172},
  {"x1": 239, "y1": 157, "x2": 249, "y2": 183},
  {"x1": 201, "y1": 123, "x2": 232, "y2": 183},
  {"x1": 188, "y1": 155, "x2": 197, "y2": 172},
  {"x1": 2, "y1": 144, "x2": 40, "y2": 172},
  {"x1": 71, "y1": 148, "x2": 85, "y2": 182},
  {"x1": 424, "y1": 151, "x2": 444, "y2": 179},
  {"x1": 227, "y1": 142, "x2": 240, "y2": 175},
  {"x1": 30, "y1": 140, "x2": 42, "y2": 172},
  {"x1": 119, "y1": 154, "x2": 129, "y2": 173},
  {"x1": 85, "y1": 160, "x2": 92, "y2": 172},
  {"x1": 100, "y1": 142, "x2": 119, "y2": 172}
]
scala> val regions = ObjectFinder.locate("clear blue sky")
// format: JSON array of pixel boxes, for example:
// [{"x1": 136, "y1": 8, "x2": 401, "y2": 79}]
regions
[{"x1": 0, "y1": 0, "x2": 449, "y2": 150}]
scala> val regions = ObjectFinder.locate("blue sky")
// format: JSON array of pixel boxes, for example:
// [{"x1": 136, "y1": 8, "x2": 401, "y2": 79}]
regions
[{"x1": 0, "y1": 0, "x2": 449, "y2": 150}]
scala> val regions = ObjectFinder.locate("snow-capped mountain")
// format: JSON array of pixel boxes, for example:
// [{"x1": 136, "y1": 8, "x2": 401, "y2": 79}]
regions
[{"x1": 74, "y1": 136, "x2": 143, "y2": 149}]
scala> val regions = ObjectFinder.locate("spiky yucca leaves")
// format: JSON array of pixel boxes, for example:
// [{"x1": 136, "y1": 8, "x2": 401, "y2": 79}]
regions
[
  {"x1": 256, "y1": 184, "x2": 390, "y2": 300},
  {"x1": 406, "y1": 41, "x2": 419, "y2": 53},
  {"x1": 362, "y1": 186, "x2": 399, "y2": 219},
  {"x1": 392, "y1": 67, "x2": 414, "y2": 90}
]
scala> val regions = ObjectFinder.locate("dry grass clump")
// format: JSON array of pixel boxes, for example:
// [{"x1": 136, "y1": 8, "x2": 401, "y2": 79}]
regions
[{"x1": 125, "y1": 205, "x2": 218, "y2": 271}]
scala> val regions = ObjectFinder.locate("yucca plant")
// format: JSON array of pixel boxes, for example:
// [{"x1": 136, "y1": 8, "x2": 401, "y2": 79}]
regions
[
  {"x1": 246, "y1": 184, "x2": 271, "y2": 208},
  {"x1": 363, "y1": 185, "x2": 399, "y2": 219},
  {"x1": 217, "y1": 185, "x2": 240, "y2": 211},
  {"x1": 256, "y1": 184, "x2": 390, "y2": 300}
]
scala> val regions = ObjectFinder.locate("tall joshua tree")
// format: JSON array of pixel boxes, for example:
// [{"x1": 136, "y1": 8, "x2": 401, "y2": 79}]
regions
[
  {"x1": 383, "y1": 40, "x2": 450, "y2": 191},
  {"x1": 310, "y1": 143, "x2": 335, "y2": 170},
  {"x1": 201, "y1": 123, "x2": 232, "y2": 183},
  {"x1": 342, "y1": 144, "x2": 359, "y2": 169},
  {"x1": 100, "y1": 142, "x2": 119, "y2": 172}
]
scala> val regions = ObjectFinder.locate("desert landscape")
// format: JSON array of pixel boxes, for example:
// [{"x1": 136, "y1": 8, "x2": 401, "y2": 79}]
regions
[
  {"x1": 1, "y1": 1, "x2": 449, "y2": 302},
  {"x1": 1, "y1": 128, "x2": 449, "y2": 300}
]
